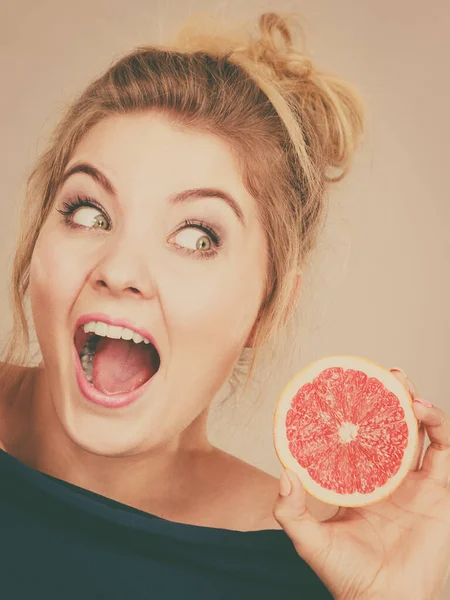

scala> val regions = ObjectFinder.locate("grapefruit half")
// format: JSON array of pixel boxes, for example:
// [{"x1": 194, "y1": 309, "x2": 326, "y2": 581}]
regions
[{"x1": 273, "y1": 355, "x2": 419, "y2": 507}]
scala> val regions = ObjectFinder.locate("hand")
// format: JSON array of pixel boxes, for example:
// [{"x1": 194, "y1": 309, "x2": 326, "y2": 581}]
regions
[{"x1": 273, "y1": 368, "x2": 450, "y2": 600}]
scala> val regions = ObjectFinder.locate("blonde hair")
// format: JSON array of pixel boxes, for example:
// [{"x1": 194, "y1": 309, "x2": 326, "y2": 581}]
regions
[{"x1": 0, "y1": 12, "x2": 364, "y2": 402}]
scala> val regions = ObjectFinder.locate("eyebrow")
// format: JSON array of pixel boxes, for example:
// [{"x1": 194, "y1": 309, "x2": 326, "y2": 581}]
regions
[{"x1": 60, "y1": 162, "x2": 246, "y2": 227}]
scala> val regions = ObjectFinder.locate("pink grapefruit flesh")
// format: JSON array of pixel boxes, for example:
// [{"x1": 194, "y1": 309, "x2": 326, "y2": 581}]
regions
[{"x1": 273, "y1": 355, "x2": 419, "y2": 507}]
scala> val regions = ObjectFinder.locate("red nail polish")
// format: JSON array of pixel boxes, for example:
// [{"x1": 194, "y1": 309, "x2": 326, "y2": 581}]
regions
[
  {"x1": 391, "y1": 367, "x2": 408, "y2": 378},
  {"x1": 413, "y1": 398, "x2": 433, "y2": 408}
]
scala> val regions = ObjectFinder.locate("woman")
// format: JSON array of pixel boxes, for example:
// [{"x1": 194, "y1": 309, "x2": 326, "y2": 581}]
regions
[{"x1": 0, "y1": 11, "x2": 449, "y2": 600}]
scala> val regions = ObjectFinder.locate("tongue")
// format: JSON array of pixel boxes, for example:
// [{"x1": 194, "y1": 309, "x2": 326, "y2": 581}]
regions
[{"x1": 92, "y1": 337, "x2": 154, "y2": 395}]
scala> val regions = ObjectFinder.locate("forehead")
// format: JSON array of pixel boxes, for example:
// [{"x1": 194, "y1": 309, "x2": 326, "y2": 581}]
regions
[{"x1": 68, "y1": 113, "x2": 248, "y2": 199}]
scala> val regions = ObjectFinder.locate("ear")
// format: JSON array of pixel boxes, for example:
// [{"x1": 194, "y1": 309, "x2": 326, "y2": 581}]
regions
[{"x1": 244, "y1": 274, "x2": 302, "y2": 349}]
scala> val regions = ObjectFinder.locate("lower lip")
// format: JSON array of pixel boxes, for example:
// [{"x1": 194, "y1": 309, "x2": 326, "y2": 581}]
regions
[{"x1": 72, "y1": 345, "x2": 158, "y2": 409}]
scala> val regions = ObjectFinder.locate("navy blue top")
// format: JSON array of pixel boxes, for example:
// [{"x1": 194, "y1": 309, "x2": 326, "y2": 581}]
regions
[{"x1": 0, "y1": 448, "x2": 332, "y2": 599}]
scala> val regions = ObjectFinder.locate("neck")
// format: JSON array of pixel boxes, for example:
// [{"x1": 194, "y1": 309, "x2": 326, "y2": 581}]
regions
[{"x1": 5, "y1": 364, "x2": 220, "y2": 519}]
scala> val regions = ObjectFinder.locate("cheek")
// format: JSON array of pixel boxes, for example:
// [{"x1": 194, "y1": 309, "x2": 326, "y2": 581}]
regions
[
  {"x1": 162, "y1": 260, "x2": 263, "y2": 353},
  {"x1": 29, "y1": 230, "x2": 85, "y2": 332}
]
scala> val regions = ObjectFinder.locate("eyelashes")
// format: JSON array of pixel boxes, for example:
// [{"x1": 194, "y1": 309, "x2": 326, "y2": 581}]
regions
[
  {"x1": 56, "y1": 194, "x2": 223, "y2": 260},
  {"x1": 57, "y1": 195, "x2": 109, "y2": 227}
]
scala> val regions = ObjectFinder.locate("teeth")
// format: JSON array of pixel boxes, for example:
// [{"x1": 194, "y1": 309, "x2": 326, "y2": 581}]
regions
[
  {"x1": 82, "y1": 320, "x2": 152, "y2": 345},
  {"x1": 105, "y1": 325, "x2": 124, "y2": 339},
  {"x1": 94, "y1": 322, "x2": 108, "y2": 337},
  {"x1": 83, "y1": 322, "x2": 96, "y2": 334},
  {"x1": 121, "y1": 328, "x2": 133, "y2": 341},
  {"x1": 80, "y1": 350, "x2": 94, "y2": 384}
]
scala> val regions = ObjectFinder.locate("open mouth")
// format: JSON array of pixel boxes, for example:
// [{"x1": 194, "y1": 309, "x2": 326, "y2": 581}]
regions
[{"x1": 74, "y1": 325, "x2": 161, "y2": 396}]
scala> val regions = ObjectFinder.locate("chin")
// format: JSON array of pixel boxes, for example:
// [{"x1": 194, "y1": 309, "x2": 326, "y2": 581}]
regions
[{"x1": 43, "y1": 356, "x2": 165, "y2": 460}]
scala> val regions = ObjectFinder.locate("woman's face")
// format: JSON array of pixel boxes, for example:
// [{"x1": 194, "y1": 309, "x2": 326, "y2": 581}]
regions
[{"x1": 29, "y1": 113, "x2": 268, "y2": 458}]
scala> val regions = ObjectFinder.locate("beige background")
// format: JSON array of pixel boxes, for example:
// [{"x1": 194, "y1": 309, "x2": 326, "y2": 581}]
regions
[{"x1": 1, "y1": 0, "x2": 449, "y2": 597}]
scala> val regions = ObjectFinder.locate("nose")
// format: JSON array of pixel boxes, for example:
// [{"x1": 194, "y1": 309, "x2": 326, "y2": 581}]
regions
[{"x1": 89, "y1": 238, "x2": 156, "y2": 300}]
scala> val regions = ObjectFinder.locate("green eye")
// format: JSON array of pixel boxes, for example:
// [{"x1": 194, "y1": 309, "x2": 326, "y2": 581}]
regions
[
  {"x1": 57, "y1": 197, "x2": 222, "y2": 260},
  {"x1": 72, "y1": 207, "x2": 109, "y2": 230},
  {"x1": 169, "y1": 219, "x2": 221, "y2": 259},
  {"x1": 56, "y1": 196, "x2": 111, "y2": 231},
  {"x1": 173, "y1": 228, "x2": 212, "y2": 251}
]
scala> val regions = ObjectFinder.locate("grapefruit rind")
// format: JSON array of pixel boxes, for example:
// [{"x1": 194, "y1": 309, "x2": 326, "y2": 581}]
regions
[{"x1": 273, "y1": 355, "x2": 419, "y2": 507}]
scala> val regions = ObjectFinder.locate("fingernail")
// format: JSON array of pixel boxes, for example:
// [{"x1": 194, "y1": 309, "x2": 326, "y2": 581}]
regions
[
  {"x1": 279, "y1": 470, "x2": 292, "y2": 497},
  {"x1": 413, "y1": 398, "x2": 433, "y2": 408},
  {"x1": 391, "y1": 367, "x2": 408, "y2": 378}
]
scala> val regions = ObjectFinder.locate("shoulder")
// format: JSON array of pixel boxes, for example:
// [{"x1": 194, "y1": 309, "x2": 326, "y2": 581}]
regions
[
  {"x1": 0, "y1": 363, "x2": 36, "y2": 452},
  {"x1": 0, "y1": 362, "x2": 31, "y2": 398}
]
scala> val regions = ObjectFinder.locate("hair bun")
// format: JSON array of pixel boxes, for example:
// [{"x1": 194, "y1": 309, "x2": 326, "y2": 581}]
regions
[
  {"x1": 237, "y1": 13, "x2": 314, "y2": 81},
  {"x1": 244, "y1": 13, "x2": 365, "y2": 180},
  {"x1": 171, "y1": 11, "x2": 364, "y2": 181}
]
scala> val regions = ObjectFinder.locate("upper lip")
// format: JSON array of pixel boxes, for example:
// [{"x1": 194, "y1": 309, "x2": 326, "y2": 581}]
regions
[{"x1": 74, "y1": 312, "x2": 160, "y2": 353}]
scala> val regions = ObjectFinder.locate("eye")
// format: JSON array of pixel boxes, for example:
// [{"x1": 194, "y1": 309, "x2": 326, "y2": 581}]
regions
[
  {"x1": 72, "y1": 207, "x2": 108, "y2": 229},
  {"x1": 170, "y1": 220, "x2": 222, "y2": 260},
  {"x1": 57, "y1": 198, "x2": 222, "y2": 260},
  {"x1": 173, "y1": 228, "x2": 212, "y2": 252},
  {"x1": 56, "y1": 196, "x2": 110, "y2": 231}
]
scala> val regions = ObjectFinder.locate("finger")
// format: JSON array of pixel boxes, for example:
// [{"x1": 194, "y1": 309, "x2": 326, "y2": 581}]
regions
[
  {"x1": 390, "y1": 368, "x2": 426, "y2": 470},
  {"x1": 413, "y1": 400, "x2": 450, "y2": 487},
  {"x1": 411, "y1": 422, "x2": 427, "y2": 471},
  {"x1": 273, "y1": 469, "x2": 331, "y2": 563},
  {"x1": 390, "y1": 367, "x2": 418, "y2": 399}
]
